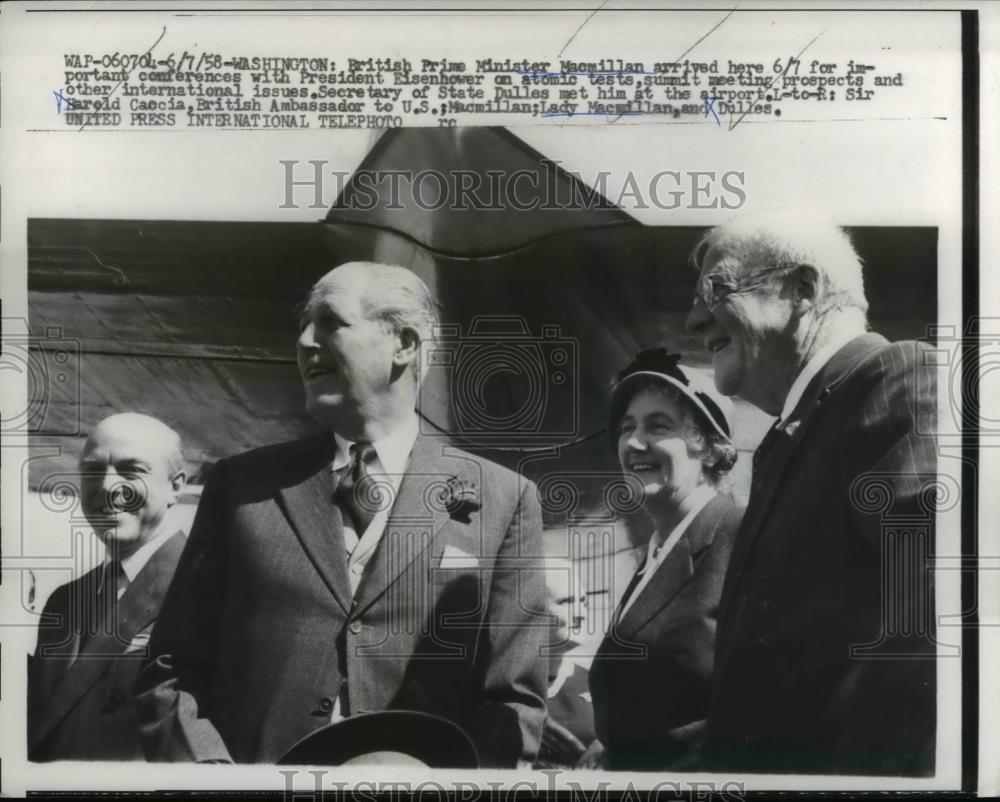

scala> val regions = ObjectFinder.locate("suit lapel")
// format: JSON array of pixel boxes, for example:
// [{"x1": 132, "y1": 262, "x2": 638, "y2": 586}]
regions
[
  {"x1": 110, "y1": 531, "x2": 187, "y2": 649},
  {"x1": 352, "y1": 436, "x2": 456, "y2": 616},
  {"x1": 277, "y1": 434, "x2": 352, "y2": 614},
  {"x1": 32, "y1": 573, "x2": 96, "y2": 702},
  {"x1": 30, "y1": 532, "x2": 186, "y2": 753},
  {"x1": 718, "y1": 334, "x2": 888, "y2": 625},
  {"x1": 615, "y1": 535, "x2": 694, "y2": 638}
]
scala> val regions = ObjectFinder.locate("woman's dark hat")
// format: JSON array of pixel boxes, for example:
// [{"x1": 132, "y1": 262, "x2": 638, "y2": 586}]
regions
[
  {"x1": 609, "y1": 348, "x2": 734, "y2": 447},
  {"x1": 277, "y1": 710, "x2": 479, "y2": 768}
]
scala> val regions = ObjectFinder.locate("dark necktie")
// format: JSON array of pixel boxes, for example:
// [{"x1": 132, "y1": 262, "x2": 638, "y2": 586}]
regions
[
  {"x1": 78, "y1": 560, "x2": 123, "y2": 656},
  {"x1": 750, "y1": 422, "x2": 784, "y2": 497},
  {"x1": 335, "y1": 442, "x2": 379, "y2": 535}
]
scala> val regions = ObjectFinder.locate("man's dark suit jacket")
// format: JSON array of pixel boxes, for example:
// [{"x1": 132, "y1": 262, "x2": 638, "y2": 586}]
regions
[
  {"x1": 135, "y1": 433, "x2": 548, "y2": 766},
  {"x1": 28, "y1": 531, "x2": 187, "y2": 761},
  {"x1": 589, "y1": 494, "x2": 742, "y2": 771},
  {"x1": 707, "y1": 334, "x2": 937, "y2": 776}
]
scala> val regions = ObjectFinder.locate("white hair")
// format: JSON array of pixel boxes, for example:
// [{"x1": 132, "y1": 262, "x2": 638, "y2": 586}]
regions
[
  {"x1": 358, "y1": 263, "x2": 439, "y2": 344},
  {"x1": 692, "y1": 208, "x2": 869, "y2": 315}
]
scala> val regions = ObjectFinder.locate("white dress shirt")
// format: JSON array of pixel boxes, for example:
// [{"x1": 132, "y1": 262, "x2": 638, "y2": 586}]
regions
[
  {"x1": 328, "y1": 414, "x2": 419, "y2": 721},
  {"x1": 103, "y1": 518, "x2": 177, "y2": 600},
  {"x1": 778, "y1": 329, "x2": 859, "y2": 429},
  {"x1": 617, "y1": 484, "x2": 717, "y2": 621}
]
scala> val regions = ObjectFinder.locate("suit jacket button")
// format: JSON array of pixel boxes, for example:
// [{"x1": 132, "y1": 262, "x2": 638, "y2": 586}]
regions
[
  {"x1": 318, "y1": 697, "x2": 334, "y2": 713},
  {"x1": 349, "y1": 621, "x2": 363, "y2": 634},
  {"x1": 351, "y1": 563, "x2": 364, "y2": 576}
]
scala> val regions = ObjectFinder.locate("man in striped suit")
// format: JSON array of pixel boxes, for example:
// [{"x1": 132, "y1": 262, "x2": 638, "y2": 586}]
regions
[
  {"x1": 136, "y1": 263, "x2": 548, "y2": 767},
  {"x1": 685, "y1": 210, "x2": 937, "y2": 776}
]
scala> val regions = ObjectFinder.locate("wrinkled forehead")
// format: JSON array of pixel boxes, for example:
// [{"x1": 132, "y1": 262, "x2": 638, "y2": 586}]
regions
[
  {"x1": 305, "y1": 270, "x2": 376, "y2": 316},
  {"x1": 699, "y1": 238, "x2": 748, "y2": 279}
]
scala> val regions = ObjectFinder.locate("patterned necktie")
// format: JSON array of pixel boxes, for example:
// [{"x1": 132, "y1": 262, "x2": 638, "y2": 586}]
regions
[
  {"x1": 335, "y1": 442, "x2": 379, "y2": 535},
  {"x1": 750, "y1": 422, "x2": 784, "y2": 498}
]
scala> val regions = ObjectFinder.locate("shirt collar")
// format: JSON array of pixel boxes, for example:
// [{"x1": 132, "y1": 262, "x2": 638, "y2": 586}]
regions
[
  {"x1": 112, "y1": 517, "x2": 176, "y2": 584},
  {"x1": 331, "y1": 413, "x2": 420, "y2": 483},
  {"x1": 640, "y1": 484, "x2": 717, "y2": 573},
  {"x1": 778, "y1": 329, "x2": 859, "y2": 427}
]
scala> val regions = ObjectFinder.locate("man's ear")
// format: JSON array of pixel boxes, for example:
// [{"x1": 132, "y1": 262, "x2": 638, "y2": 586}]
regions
[
  {"x1": 392, "y1": 325, "x2": 421, "y2": 369},
  {"x1": 166, "y1": 470, "x2": 187, "y2": 507},
  {"x1": 792, "y1": 263, "x2": 821, "y2": 308}
]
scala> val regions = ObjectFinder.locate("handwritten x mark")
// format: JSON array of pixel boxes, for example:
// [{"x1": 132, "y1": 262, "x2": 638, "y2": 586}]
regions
[
  {"x1": 703, "y1": 95, "x2": 721, "y2": 125},
  {"x1": 52, "y1": 89, "x2": 75, "y2": 114}
]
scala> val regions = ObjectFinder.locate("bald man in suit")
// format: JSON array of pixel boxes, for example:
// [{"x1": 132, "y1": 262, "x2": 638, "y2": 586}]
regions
[{"x1": 29, "y1": 413, "x2": 188, "y2": 761}]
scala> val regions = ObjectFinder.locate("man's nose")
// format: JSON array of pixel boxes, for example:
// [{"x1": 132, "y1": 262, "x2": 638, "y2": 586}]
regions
[
  {"x1": 90, "y1": 469, "x2": 124, "y2": 503},
  {"x1": 90, "y1": 468, "x2": 117, "y2": 492},
  {"x1": 685, "y1": 296, "x2": 711, "y2": 333},
  {"x1": 107, "y1": 471, "x2": 135, "y2": 497},
  {"x1": 297, "y1": 321, "x2": 317, "y2": 350}
]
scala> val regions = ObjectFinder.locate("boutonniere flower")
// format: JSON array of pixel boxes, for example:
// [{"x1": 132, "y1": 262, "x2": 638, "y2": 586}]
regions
[{"x1": 443, "y1": 477, "x2": 481, "y2": 522}]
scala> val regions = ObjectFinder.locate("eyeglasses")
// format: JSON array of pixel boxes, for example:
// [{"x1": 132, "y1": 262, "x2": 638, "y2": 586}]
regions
[
  {"x1": 693, "y1": 267, "x2": 790, "y2": 310},
  {"x1": 694, "y1": 275, "x2": 736, "y2": 310},
  {"x1": 694, "y1": 273, "x2": 776, "y2": 310}
]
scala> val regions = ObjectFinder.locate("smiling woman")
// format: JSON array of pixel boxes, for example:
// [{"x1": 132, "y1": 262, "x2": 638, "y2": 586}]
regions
[
  {"x1": 616, "y1": 377, "x2": 737, "y2": 502},
  {"x1": 584, "y1": 349, "x2": 744, "y2": 772}
]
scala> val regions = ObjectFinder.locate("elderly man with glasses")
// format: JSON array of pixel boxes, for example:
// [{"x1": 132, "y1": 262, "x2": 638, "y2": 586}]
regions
[{"x1": 685, "y1": 209, "x2": 938, "y2": 777}]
